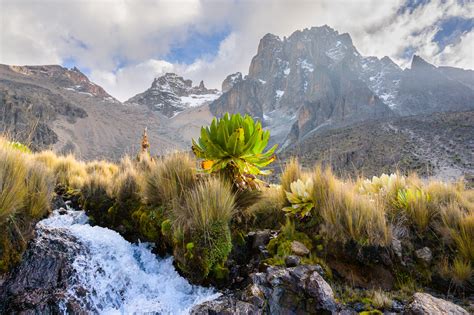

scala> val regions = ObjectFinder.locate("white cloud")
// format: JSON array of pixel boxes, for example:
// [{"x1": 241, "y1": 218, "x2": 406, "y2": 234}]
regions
[
  {"x1": 1, "y1": 0, "x2": 473, "y2": 101},
  {"x1": 433, "y1": 31, "x2": 474, "y2": 69}
]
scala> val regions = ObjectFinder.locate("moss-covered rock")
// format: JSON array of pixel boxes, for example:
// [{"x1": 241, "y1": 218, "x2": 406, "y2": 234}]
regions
[{"x1": 174, "y1": 221, "x2": 232, "y2": 283}]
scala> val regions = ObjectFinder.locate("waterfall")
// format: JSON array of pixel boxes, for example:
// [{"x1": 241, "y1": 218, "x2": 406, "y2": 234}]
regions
[{"x1": 37, "y1": 208, "x2": 220, "y2": 314}]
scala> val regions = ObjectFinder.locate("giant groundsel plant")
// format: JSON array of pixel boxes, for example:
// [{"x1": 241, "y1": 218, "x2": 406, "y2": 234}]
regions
[{"x1": 192, "y1": 113, "x2": 277, "y2": 189}]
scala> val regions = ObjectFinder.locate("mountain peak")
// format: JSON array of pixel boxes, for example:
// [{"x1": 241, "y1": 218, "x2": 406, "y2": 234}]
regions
[
  {"x1": 127, "y1": 72, "x2": 219, "y2": 117},
  {"x1": 411, "y1": 55, "x2": 436, "y2": 70}
]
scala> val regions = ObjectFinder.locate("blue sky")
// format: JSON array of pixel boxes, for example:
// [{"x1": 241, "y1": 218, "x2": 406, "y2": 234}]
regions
[{"x1": 1, "y1": 0, "x2": 472, "y2": 101}]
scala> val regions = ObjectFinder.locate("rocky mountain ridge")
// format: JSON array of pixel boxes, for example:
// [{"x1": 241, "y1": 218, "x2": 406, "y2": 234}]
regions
[
  {"x1": 0, "y1": 64, "x2": 189, "y2": 159},
  {"x1": 210, "y1": 25, "x2": 474, "y2": 148},
  {"x1": 125, "y1": 73, "x2": 220, "y2": 117}
]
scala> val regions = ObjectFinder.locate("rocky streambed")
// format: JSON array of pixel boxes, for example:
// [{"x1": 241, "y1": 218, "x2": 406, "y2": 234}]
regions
[
  {"x1": 0, "y1": 208, "x2": 219, "y2": 314},
  {"x1": 0, "y1": 207, "x2": 470, "y2": 314}
]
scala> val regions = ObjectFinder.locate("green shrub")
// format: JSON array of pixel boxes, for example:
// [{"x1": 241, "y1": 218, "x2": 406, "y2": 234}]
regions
[{"x1": 192, "y1": 113, "x2": 277, "y2": 190}]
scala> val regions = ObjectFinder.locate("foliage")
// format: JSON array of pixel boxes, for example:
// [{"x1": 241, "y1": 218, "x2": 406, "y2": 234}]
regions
[
  {"x1": 395, "y1": 188, "x2": 432, "y2": 231},
  {"x1": 7, "y1": 141, "x2": 32, "y2": 154},
  {"x1": 192, "y1": 113, "x2": 277, "y2": 189},
  {"x1": 283, "y1": 178, "x2": 315, "y2": 218}
]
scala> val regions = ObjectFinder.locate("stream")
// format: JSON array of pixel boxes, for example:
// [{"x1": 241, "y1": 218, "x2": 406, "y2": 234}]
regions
[{"x1": 19, "y1": 207, "x2": 220, "y2": 314}]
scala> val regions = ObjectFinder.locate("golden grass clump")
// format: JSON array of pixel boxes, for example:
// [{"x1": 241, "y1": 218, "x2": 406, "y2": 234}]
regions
[
  {"x1": 52, "y1": 154, "x2": 87, "y2": 188},
  {"x1": 451, "y1": 214, "x2": 474, "y2": 262},
  {"x1": 112, "y1": 161, "x2": 141, "y2": 204},
  {"x1": 319, "y1": 181, "x2": 391, "y2": 246},
  {"x1": 173, "y1": 176, "x2": 235, "y2": 234},
  {"x1": 298, "y1": 165, "x2": 392, "y2": 246},
  {"x1": 24, "y1": 160, "x2": 55, "y2": 219},
  {"x1": 85, "y1": 160, "x2": 118, "y2": 178},
  {"x1": 141, "y1": 152, "x2": 197, "y2": 207},
  {"x1": 451, "y1": 256, "x2": 473, "y2": 286},
  {"x1": 32, "y1": 150, "x2": 60, "y2": 169},
  {"x1": 280, "y1": 157, "x2": 302, "y2": 202},
  {"x1": 394, "y1": 187, "x2": 434, "y2": 231},
  {"x1": 0, "y1": 143, "x2": 28, "y2": 222},
  {"x1": 0, "y1": 137, "x2": 55, "y2": 272}
]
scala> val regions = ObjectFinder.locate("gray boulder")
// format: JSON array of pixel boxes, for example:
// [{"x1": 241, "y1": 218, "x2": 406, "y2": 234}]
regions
[{"x1": 404, "y1": 292, "x2": 468, "y2": 315}]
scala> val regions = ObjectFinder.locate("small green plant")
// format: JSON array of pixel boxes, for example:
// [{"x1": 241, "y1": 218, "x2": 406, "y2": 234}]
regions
[
  {"x1": 7, "y1": 141, "x2": 31, "y2": 154},
  {"x1": 283, "y1": 178, "x2": 315, "y2": 218},
  {"x1": 396, "y1": 187, "x2": 432, "y2": 231},
  {"x1": 192, "y1": 113, "x2": 277, "y2": 189}
]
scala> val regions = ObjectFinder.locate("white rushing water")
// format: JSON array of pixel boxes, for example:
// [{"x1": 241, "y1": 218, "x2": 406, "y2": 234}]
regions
[{"x1": 38, "y1": 208, "x2": 220, "y2": 314}]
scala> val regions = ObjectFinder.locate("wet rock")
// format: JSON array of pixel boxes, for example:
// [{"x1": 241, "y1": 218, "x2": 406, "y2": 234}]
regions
[
  {"x1": 290, "y1": 240, "x2": 310, "y2": 256},
  {"x1": 285, "y1": 255, "x2": 301, "y2": 267},
  {"x1": 193, "y1": 264, "x2": 338, "y2": 314},
  {"x1": 249, "y1": 230, "x2": 271, "y2": 250},
  {"x1": 190, "y1": 295, "x2": 262, "y2": 315},
  {"x1": 405, "y1": 292, "x2": 468, "y2": 315},
  {"x1": 0, "y1": 227, "x2": 85, "y2": 313},
  {"x1": 414, "y1": 247, "x2": 432, "y2": 264},
  {"x1": 251, "y1": 265, "x2": 337, "y2": 313}
]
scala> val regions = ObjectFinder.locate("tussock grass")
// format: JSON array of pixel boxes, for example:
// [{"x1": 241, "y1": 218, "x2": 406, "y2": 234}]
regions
[
  {"x1": 452, "y1": 256, "x2": 473, "y2": 286},
  {"x1": 246, "y1": 185, "x2": 286, "y2": 229},
  {"x1": 173, "y1": 177, "x2": 235, "y2": 234},
  {"x1": 24, "y1": 161, "x2": 54, "y2": 219},
  {"x1": 280, "y1": 157, "x2": 302, "y2": 202},
  {"x1": 306, "y1": 165, "x2": 391, "y2": 246},
  {"x1": 85, "y1": 160, "x2": 118, "y2": 178},
  {"x1": 0, "y1": 137, "x2": 55, "y2": 272},
  {"x1": 0, "y1": 143, "x2": 28, "y2": 222},
  {"x1": 112, "y1": 159, "x2": 141, "y2": 203},
  {"x1": 142, "y1": 152, "x2": 197, "y2": 207},
  {"x1": 52, "y1": 154, "x2": 87, "y2": 188}
]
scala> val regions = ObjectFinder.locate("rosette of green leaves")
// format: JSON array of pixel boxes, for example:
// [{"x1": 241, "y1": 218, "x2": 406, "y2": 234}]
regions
[
  {"x1": 192, "y1": 113, "x2": 277, "y2": 189},
  {"x1": 283, "y1": 178, "x2": 315, "y2": 218}
]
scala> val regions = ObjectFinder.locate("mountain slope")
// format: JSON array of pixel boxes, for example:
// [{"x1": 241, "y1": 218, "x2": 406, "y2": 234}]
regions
[
  {"x1": 125, "y1": 73, "x2": 220, "y2": 117},
  {"x1": 0, "y1": 65, "x2": 186, "y2": 159},
  {"x1": 280, "y1": 111, "x2": 474, "y2": 182}
]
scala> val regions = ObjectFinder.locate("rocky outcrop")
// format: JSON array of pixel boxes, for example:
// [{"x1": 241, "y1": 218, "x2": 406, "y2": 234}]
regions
[
  {"x1": 192, "y1": 264, "x2": 339, "y2": 314},
  {"x1": 191, "y1": 295, "x2": 261, "y2": 315},
  {"x1": 126, "y1": 73, "x2": 220, "y2": 117},
  {"x1": 405, "y1": 293, "x2": 469, "y2": 315},
  {"x1": 0, "y1": 223, "x2": 86, "y2": 314},
  {"x1": 222, "y1": 72, "x2": 243, "y2": 93}
]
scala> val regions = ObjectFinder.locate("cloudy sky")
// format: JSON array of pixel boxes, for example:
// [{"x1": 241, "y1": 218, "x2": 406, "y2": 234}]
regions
[{"x1": 0, "y1": 0, "x2": 473, "y2": 101}]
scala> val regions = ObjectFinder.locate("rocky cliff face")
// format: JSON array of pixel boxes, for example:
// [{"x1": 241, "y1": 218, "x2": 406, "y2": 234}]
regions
[
  {"x1": 210, "y1": 26, "x2": 474, "y2": 147},
  {"x1": 125, "y1": 73, "x2": 220, "y2": 117}
]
